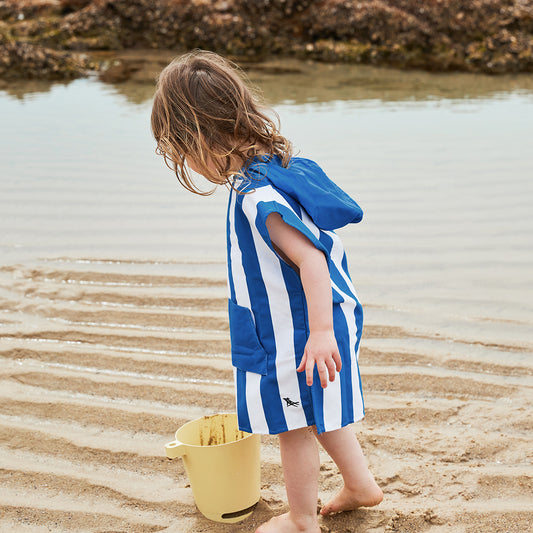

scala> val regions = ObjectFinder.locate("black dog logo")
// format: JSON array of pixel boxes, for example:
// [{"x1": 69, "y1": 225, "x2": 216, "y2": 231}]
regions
[{"x1": 283, "y1": 397, "x2": 300, "y2": 407}]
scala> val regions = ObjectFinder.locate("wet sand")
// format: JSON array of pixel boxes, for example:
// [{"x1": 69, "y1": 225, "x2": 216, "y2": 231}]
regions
[{"x1": 1, "y1": 257, "x2": 532, "y2": 532}]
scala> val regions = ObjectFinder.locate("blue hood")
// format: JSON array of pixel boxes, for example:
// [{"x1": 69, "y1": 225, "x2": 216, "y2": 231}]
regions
[{"x1": 245, "y1": 156, "x2": 363, "y2": 231}]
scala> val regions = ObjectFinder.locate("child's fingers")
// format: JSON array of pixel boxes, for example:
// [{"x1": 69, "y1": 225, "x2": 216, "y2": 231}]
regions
[
  {"x1": 325, "y1": 357, "x2": 337, "y2": 382},
  {"x1": 317, "y1": 361, "x2": 329, "y2": 388},
  {"x1": 333, "y1": 349, "x2": 342, "y2": 372},
  {"x1": 296, "y1": 353, "x2": 307, "y2": 373},
  {"x1": 300, "y1": 348, "x2": 341, "y2": 387},
  {"x1": 306, "y1": 358, "x2": 315, "y2": 386}
]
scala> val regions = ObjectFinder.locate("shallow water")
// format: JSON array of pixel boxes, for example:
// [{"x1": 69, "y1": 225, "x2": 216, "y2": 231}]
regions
[{"x1": 1, "y1": 58, "x2": 532, "y2": 348}]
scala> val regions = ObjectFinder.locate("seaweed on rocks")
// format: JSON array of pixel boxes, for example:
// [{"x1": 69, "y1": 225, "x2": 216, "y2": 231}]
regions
[
  {"x1": 0, "y1": 0, "x2": 532, "y2": 80},
  {"x1": 297, "y1": 0, "x2": 533, "y2": 73},
  {"x1": 0, "y1": 0, "x2": 61, "y2": 21},
  {"x1": 0, "y1": 40, "x2": 94, "y2": 79}
]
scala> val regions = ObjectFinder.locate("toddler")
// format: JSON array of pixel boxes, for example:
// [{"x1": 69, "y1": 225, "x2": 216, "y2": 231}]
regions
[{"x1": 151, "y1": 50, "x2": 382, "y2": 533}]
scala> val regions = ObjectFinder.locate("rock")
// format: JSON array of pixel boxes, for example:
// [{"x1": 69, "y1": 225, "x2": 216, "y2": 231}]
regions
[
  {"x1": 0, "y1": 39, "x2": 94, "y2": 79},
  {"x1": 0, "y1": 0, "x2": 61, "y2": 21},
  {"x1": 1, "y1": 0, "x2": 532, "y2": 79},
  {"x1": 98, "y1": 57, "x2": 141, "y2": 82},
  {"x1": 0, "y1": 20, "x2": 12, "y2": 43},
  {"x1": 60, "y1": 0, "x2": 92, "y2": 13}
]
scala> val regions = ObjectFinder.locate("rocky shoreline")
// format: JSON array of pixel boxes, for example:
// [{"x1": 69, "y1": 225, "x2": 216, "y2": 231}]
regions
[{"x1": 1, "y1": 0, "x2": 532, "y2": 81}]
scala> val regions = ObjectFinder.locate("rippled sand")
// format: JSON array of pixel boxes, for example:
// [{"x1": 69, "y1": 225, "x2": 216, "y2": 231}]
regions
[{"x1": 1, "y1": 257, "x2": 532, "y2": 532}]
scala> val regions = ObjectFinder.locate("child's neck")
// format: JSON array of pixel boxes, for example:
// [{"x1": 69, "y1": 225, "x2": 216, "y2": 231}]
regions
[{"x1": 229, "y1": 143, "x2": 271, "y2": 172}]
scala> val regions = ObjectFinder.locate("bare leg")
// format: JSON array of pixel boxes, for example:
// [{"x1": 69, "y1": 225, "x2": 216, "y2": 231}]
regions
[
  {"x1": 256, "y1": 427, "x2": 321, "y2": 533},
  {"x1": 315, "y1": 425, "x2": 383, "y2": 515}
]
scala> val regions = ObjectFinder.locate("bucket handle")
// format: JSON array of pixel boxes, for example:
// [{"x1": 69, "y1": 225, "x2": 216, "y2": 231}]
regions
[{"x1": 165, "y1": 440, "x2": 186, "y2": 459}]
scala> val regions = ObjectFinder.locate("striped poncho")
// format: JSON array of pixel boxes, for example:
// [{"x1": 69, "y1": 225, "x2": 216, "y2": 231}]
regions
[{"x1": 226, "y1": 155, "x2": 364, "y2": 435}]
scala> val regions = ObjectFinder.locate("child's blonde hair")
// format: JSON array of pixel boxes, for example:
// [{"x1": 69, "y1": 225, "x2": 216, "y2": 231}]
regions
[{"x1": 151, "y1": 50, "x2": 293, "y2": 195}]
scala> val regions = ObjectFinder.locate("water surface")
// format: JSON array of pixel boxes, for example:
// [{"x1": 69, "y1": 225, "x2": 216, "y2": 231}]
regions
[{"x1": 1, "y1": 58, "x2": 532, "y2": 348}]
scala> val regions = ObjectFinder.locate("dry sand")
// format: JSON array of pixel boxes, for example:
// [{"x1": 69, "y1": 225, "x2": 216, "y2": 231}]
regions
[{"x1": 0, "y1": 258, "x2": 532, "y2": 532}]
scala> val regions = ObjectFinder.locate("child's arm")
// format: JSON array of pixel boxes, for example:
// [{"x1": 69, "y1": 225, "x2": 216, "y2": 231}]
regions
[{"x1": 265, "y1": 212, "x2": 342, "y2": 388}]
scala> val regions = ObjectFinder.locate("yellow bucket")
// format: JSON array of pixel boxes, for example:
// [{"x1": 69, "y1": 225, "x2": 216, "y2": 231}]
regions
[{"x1": 165, "y1": 413, "x2": 261, "y2": 523}]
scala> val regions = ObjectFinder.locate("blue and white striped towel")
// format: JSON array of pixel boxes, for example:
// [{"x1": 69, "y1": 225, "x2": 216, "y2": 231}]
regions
[{"x1": 226, "y1": 155, "x2": 365, "y2": 435}]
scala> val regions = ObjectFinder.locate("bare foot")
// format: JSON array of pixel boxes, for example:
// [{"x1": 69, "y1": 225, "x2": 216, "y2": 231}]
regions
[
  {"x1": 255, "y1": 512, "x2": 321, "y2": 533},
  {"x1": 320, "y1": 481, "x2": 383, "y2": 516}
]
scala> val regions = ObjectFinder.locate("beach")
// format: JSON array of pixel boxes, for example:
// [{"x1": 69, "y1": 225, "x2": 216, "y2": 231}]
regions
[
  {"x1": 1, "y1": 60, "x2": 532, "y2": 532},
  {"x1": 0, "y1": 256, "x2": 531, "y2": 532}
]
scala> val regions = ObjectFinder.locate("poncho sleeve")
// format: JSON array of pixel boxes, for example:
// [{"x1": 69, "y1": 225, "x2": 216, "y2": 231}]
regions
[{"x1": 239, "y1": 182, "x2": 330, "y2": 259}]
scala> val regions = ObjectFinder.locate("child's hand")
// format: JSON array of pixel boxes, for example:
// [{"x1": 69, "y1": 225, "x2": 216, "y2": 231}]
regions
[{"x1": 297, "y1": 331, "x2": 342, "y2": 388}]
